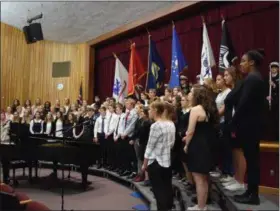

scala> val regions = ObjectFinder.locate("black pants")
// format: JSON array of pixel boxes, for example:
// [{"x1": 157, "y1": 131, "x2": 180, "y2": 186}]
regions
[
  {"x1": 219, "y1": 123, "x2": 234, "y2": 176},
  {"x1": 98, "y1": 133, "x2": 107, "y2": 165},
  {"x1": 106, "y1": 135, "x2": 115, "y2": 166},
  {"x1": 242, "y1": 138, "x2": 260, "y2": 195},
  {"x1": 120, "y1": 137, "x2": 136, "y2": 171},
  {"x1": 148, "y1": 161, "x2": 173, "y2": 211}
]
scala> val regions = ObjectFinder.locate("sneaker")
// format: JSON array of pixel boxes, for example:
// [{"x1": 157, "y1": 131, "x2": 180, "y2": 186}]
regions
[
  {"x1": 210, "y1": 171, "x2": 221, "y2": 178},
  {"x1": 224, "y1": 182, "x2": 245, "y2": 191},
  {"x1": 179, "y1": 177, "x2": 186, "y2": 183},
  {"x1": 222, "y1": 179, "x2": 237, "y2": 186},
  {"x1": 187, "y1": 205, "x2": 207, "y2": 210},
  {"x1": 220, "y1": 175, "x2": 234, "y2": 183}
]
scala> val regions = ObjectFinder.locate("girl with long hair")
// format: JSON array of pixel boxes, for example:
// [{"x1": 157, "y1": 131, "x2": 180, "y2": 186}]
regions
[{"x1": 183, "y1": 85, "x2": 219, "y2": 211}]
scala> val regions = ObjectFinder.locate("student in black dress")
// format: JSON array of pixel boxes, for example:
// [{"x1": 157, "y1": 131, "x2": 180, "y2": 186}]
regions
[
  {"x1": 135, "y1": 107, "x2": 151, "y2": 184},
  {"x1": 171, "y1": 95, "x2": 183, "y2": 179},
  {"x1": 232, "y1": 49, "x2": 266, "y2": 204},
  {"x1": 63, "y1": 113, "x2": 75, "y2": 138},
  {"x1": 183, "y1": 85, "x2": 219, "y2": 211},
  {"x1": 178, "y1": 94, "x2": 194, "y2": 190},
  {"x1": 30, "y1": 111, "x2": 43, "y2": 133}
]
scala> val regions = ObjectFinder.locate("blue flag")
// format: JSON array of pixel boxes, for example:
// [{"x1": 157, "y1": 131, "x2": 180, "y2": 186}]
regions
[
  {"x1": 146, "y1": 37, "x2": 165, "y2": 90},
  {"x1": 169, "y1": 26, "x2": 187, "y2": 88}
]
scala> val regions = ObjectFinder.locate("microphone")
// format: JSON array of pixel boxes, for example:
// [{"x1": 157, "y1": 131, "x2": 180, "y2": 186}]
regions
[{"x1": 82, "y1": 119, "x2": 92, "y2": 124}]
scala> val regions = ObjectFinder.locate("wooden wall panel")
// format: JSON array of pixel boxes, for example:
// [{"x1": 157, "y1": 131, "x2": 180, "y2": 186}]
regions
[{"x1": 1, "y1": 22, "x2": 89, "y2": 109}]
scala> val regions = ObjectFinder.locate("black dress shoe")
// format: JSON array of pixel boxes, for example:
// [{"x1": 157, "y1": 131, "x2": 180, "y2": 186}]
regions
[
  {"x1": 234, "y1": 193, "x2": 260, "y2": 205},
  {"x1": 191, "y1": 196, "x2": 212, "y2": 204},
  {"x1": 127, "y1": 172, "x2": 137, "y2": 179},
  {"x1": 120, "y1": 170, "x2": 131, "y2": 177}
]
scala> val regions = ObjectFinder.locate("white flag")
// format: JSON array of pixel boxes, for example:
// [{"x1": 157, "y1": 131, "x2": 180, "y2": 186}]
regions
[
  {"x1": 200, "y1": 22, "x2": 216, "y2": 84},
  {"x1": 112, "y1": 57, "x2": 128, "y2": 103}
]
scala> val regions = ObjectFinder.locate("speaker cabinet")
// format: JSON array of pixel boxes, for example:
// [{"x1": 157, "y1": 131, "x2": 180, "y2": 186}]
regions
[{"x1": 23, "y1": 23, "x2": 44, "y2": 44}]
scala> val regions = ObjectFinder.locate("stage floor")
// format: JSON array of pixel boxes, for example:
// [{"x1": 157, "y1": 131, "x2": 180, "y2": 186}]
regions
[{"x1": 4, "y1": 168, "x2": 145, "y2": 210}]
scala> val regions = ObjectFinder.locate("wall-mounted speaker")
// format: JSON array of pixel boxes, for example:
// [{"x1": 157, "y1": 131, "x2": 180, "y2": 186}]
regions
[{"x1": 23, "y1": 23, "x2": 44, "y2": 44}]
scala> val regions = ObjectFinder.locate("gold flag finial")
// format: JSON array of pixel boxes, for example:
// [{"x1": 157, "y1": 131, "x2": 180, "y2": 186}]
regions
[
  {"x1": 112, "y1": 52, "x2": 117, "y2": 59},
  {"x1": 201, "y1": 16, "x2": 205, "y2": 23},
  {"x1": 145, "y1": 27, "x2": 151, "y2": 36}
]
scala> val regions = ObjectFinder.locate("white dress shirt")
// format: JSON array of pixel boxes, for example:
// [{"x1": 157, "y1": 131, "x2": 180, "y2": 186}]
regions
[
  {"x1": 94, "y1": 115, "x2": 107, "y2": 138},
  {"x1": 55, "y1": 119, "x2": 63, "y2": 137},
  {"x1": 113, "y1": 113, "x2": 125, "y2": 139},
  {"x1": 45, "y1": 122, "x2": 52, "y2": 135},
  {"x1": 105, "y1": 112, "x2": 119, "y2": 136}
]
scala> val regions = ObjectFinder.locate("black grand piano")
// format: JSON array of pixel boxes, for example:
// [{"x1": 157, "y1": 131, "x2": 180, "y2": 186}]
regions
[{"x1": 0, "y1": 123, "x2": 99, "y2": 188}]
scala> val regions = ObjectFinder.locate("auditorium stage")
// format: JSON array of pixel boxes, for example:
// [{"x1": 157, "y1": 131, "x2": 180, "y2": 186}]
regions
[
  {"x1": 2, "y1": 162, "x2": 279, "y2": 211},
  {"x1": 1, "y1": 168, "x2": 146, "y2": 210}
]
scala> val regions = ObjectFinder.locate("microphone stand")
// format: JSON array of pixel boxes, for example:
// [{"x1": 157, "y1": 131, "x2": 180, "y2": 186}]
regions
[{"x1": 54, "y1": 120, "x2": 92, "y2": 211}]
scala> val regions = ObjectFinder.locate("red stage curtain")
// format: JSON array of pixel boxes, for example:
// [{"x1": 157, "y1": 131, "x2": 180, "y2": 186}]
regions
[{"x1": 94, "y1": 2, "x2": 278, "y2": 102}]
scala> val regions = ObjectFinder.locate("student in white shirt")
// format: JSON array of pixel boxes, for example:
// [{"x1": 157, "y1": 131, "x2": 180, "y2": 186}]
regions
[
  {"x1": 94, "y1": 106, "x2": 108, "y2": 168},
  {"x1": 44, "y1": 112, "x2": 53, "y2": 136},
  {"x1": 105, "y1": 104, "x2": 118, "y2": 169},
  {"x1": 112, "y1": 103, "x2": 125, "y2": 171},
  {"x1": 54, "y1": 111, "x2": 64, "y2": 137}
]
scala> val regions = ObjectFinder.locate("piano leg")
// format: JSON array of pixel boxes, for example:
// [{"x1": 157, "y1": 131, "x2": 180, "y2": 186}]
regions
[
  {"x1": 1, "y1": 158, "x2": 10, "y2": 184},
  {"x1": 53, "y1": 161, "x2": 58, "y2": 178},
  {"x1": 35, "y1": 161, "x2": 38, "y2": 178},
  {"x1": 80, "y1": 162, "x2": 91, "y2": 190}
]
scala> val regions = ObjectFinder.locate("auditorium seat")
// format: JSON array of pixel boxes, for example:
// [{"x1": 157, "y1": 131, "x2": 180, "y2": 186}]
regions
[
  {"x1": 0, "y1": 183, "x2": 14, "y2": 193},
  {"x1": 0, "y1": 191, "x2": 24, "y2": 210},
  {"x1": 23, "y1": 201, "x2": 50, "y2": 211},
  {"x1": 15, "y1": 191, "x2": 30, "y2": 201}
]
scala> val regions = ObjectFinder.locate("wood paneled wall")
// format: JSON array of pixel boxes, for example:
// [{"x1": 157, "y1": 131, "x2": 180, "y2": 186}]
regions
[{"x1": 1, "y1": 22, "x2": 89, "y2": 109}]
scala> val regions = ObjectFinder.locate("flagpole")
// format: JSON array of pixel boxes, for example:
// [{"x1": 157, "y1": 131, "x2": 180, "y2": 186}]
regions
[
  {"x1": 269, "y1": 68, "x2": 272, "y2": 111},
  {"x1": 112, "y1": 52, "x2": 118, "y2": 59},
  {"x1": 145, "y1": 29, "x2": 151, "y2": 92}
]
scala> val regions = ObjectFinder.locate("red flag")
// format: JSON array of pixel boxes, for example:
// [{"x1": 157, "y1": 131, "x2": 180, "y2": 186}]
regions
[{"x1": 128, "y1": 43, "x2": 146, "y2": 96}]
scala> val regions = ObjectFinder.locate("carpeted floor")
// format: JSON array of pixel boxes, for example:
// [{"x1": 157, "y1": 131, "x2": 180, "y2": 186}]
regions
[{"x1": 12, "y1": 169, "x2": 146, "y2": 210}]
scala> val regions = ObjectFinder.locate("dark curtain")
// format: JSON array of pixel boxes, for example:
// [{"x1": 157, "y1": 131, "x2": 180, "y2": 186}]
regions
[{"x1": 94, "y1": 1, "x2": 279, "y2": 101}]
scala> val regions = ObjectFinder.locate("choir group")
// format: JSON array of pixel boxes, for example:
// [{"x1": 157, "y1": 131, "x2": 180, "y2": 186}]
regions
[{"x1": 1, "y1": 49, "x2": 279, "y2": 211}]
